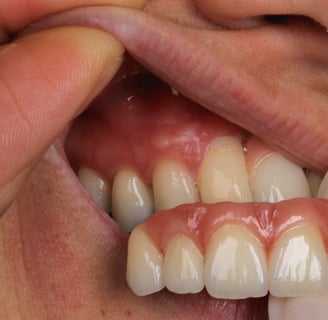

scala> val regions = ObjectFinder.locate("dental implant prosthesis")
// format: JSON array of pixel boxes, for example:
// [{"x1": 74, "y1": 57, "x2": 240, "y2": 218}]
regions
[{"x1": 66, "y1": 67, "x2": 328, "y2": 318}]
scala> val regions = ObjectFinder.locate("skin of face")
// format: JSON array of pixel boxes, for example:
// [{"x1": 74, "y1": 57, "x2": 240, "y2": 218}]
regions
[{"x1": 0, "y1": 0, "x2": 328, "y2": 319}]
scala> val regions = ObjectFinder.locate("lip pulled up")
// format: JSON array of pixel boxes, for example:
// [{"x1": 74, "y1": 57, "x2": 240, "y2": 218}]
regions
[{"x1": 22, "y1": 6, "x2": 328, "y2": 173}]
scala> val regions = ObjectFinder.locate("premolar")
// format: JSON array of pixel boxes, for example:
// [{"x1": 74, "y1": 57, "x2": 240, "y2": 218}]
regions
[
  {"x1": 163, "y1": 235, "x2": 204, "y2": 294},
  {"x1": 197, "y1": 137, "x2": 253, "y2": 203},
  {"x1": 269, "y1": 224, "x2": 328, "y2": 297},
  {"x1": 249, "y1": 153, "x2": 311, "y2": 202},
  {"x1": 127, "y1": 227, "x2": 164, "y2": 296},
  {"x1": 153, "y1": 160, "x2": 199, "y2": 211},
  {"x1": 204, "y1": 224, "x2": 268, "y2": 299},
  {"x1": 112, "y1": 169, "x2": 154, "y2": 232},
  {"x1": 78, "y1": 166, "x2": 111, "y2": 212}
]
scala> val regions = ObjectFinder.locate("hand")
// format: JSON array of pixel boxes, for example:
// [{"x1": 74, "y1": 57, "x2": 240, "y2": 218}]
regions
[{"x1": 0, "y1": 0, "x2": 146, "y2": 217}]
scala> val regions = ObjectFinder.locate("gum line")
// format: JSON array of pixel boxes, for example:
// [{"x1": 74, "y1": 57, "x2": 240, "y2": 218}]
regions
[{"x1": 140, "y1": 199, "x2": 328, "y2": 255}]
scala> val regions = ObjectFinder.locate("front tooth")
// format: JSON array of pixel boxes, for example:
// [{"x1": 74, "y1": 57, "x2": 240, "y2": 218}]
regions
[
  {"x1": 269, "y1": 294, "x2": 328, "y2": 320},
  {"x1": 197, "y1": 137, "x2": 253, "y2": 203},
  {"x1": 163, "y1": 235, "x2": 204, "y2": 294},
  {"x1": 204, "y1": 225, "x2": 268, "y2": 299},
  {"x1": 249, "y1": 153, "x2": 311, "y2": 202},
  {"x1": 317, "y1": 172, "x2": 328, "y2": 198},
  {"x1": 153, "y1": 160, "x2": 199, "y2": 211},
  {"x1": 78, "y1": 166, "x2": 111, "y2": 212},
  {"x1": 112, "y1": 169, "x2": 154, "y2": 232},
  {"x1": 269, "y1": 224, "x2": 328, "y2": 297},
  {"x1": 127, "y1": 227, "x2": 164, "y2": 296}
]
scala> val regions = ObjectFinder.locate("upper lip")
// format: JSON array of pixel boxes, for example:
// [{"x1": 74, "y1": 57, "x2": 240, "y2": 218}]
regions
[{"x1": 20, "y1": 6, "x2": 328, "y2": 174}]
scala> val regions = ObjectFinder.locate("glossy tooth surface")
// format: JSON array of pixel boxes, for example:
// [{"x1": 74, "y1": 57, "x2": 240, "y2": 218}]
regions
[
  {"x1": 269, "y1": 294, "x2": 328, "y2": 320},
  {"x1": 317, "y1": 172, "x2": 328, "y2": 198},
  {"x1": 112, "y1": 169, "x2": 154, "y2": 232},
  {"x1": 204, "y1": 225, "x2": 268, "y2": 299},
  {"x1": 153, "y1": 160, "x2": 199, "y2": 211},
  {"x1": 198, "y1": 137, "x2": 253, "y2": 203},
  {"x1": 269, "y1": 224, "x2": 328, "y2": 297},
  {"x1": 163, "y1": 235, "x2": 204, "y2": 294},
  {"x1": 78, "y1": 166, "x2": 111, "y2": 212},
  {"x1": 249, "y1": 153, "x2": 311, "y2": 202},
  {"x1": 127, "y1": 227, "x2": 164, "y2": 296},
  {"x1": 305, "y1": 169, "x2": 322, "y2": 197}
]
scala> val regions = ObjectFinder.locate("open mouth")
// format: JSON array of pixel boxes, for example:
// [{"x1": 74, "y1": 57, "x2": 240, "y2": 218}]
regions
[
  {"x1": 18, "y1": 5, "x2": 328, "y2": 320},
  {"x1": 64, "y1": 52, "x2": 328, "y2": 319}
]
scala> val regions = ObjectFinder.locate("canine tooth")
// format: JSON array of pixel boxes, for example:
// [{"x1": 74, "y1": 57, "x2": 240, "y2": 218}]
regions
[
  {"x1": 163, "y1": 235, "x2": 204, "y2": 294},
  {"x1": 269, "y1": 224, "x2": 328, "y2": 297},
  {"x1": 249, "y1": 153, "x2": 311, "y2": 202},
  {"x1": 197, "y1": 137, "x2": 253, "y2": 203},
  {"x1": 78, "y1": 166, "x2": 111, "y2": 212},
  {"x1": 269, "y1": 294, "x2": 328, "y2": 320},
  {"x1": 126, "y1": 227, "x2": 164, "y2": 296},
  {"x1": 305, "y1": 169, "x2": 322, "y2": 197},
  {"x1": 317, "y1": 172, "x2": 328, "y2": 198},
  {"x1": 112, "y1": 170, "x2": 154, "y2": 232},
  {"x1": 153, "y1": 160, "x2": 199, "y2": 211},
  {"x1": 204, "y1": 225, "x2": 268, "y2": 299}
]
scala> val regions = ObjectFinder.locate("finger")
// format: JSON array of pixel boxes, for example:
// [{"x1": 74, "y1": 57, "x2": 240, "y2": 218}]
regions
[
  {"x1": 0, "y1": 0, "x2": 147, "y2": 35},
  {"x1": 193, "y1": 0, "x2": 328, "y2": 28},
  {"x1": 0, "y1": 26, "x2": 124, "y2": 215}
]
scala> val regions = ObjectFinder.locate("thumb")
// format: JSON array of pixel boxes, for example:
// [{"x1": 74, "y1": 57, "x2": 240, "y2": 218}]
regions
[
  {"x1": 0, "y1": 26, "x2": 124, "y2": 215},
  {"x1": 194, "y1": 0, "x2": 328, "y2": 28}
]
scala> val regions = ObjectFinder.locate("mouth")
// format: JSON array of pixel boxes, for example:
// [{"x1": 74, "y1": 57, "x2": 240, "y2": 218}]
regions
[{"x1": 15, "y1": 5, "x2": 328, "y2": 320}]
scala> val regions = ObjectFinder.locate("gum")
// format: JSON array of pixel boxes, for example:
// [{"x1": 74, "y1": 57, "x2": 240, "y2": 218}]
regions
[
  {"x1": 65, "y1": 71, "x2": 246, "y2": 185},
  {"x1": 140, "y1": 199, "x2": 328, "y2": 256}
]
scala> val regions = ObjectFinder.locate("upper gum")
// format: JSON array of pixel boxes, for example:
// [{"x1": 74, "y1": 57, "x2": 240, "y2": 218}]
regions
[{"x1": 66, "y1": 71, "x2": 247, "y2": 185}]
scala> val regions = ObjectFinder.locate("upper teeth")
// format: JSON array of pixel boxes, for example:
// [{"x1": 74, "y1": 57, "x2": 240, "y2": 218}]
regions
[
  {"x1": 111, "y1": 169, "x2": 153, "y2": 233},
  {"x1": 77, "y1": 135, "x2": 328, "y2": 300},
  {"x1": 197, "y1": 136, "x2": 253, "y2": 203},
  {"x1": 153, "y1": 160, "x2": 199, "y2": 211}
]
